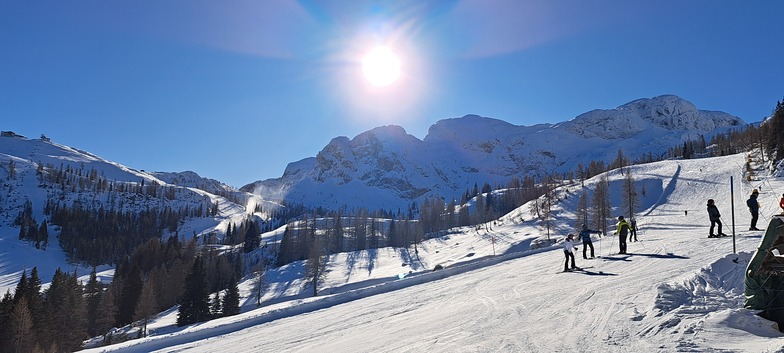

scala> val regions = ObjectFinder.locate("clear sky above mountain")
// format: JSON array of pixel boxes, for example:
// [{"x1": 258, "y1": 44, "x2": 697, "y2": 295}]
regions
[{"x1": 2, "y1": 0, "x2": 782, "y2": 187}]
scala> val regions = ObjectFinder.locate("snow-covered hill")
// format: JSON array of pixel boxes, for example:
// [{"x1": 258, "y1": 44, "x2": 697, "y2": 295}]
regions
[
  {"x1": 242, "y1": 95, "x2": 744, "y2": 211},
  {"x1": 82, "y1": 152, "x2": 784, "y2": 352},
  {"x1": 0, "y1": 134, "x2": 252, "y2": 294}
]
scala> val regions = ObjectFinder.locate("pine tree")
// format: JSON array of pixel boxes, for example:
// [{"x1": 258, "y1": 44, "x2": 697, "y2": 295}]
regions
[
  {"x1": 8, "y1": 159, "x2": 16, "y2": 179},
  {"x1": 38, "y1": 220, "x2": 49, "y2": 250},
  {"x1": 0, "y1": 291, "x2": 14, "y2": 350},
  {"x1": 332, "y1": 211, "x2": 344, "y2": 253},
  {"x1": 21, "y1": 267, "x2": 47, "y2": 351},
  {"x1": 44, "y1": 269, "x2": 87, "y2": 352},
  {"x1": 10, "y1": 297, "x2": 37, "y2": 353},
  {"x1": 222, "y1": 275, "x2": 241, "y2": 316},
  {"x1": 95, "y1": 287, "x2": 118, "y2": 343},
  {"x1": 387, "y1": 217, "x2": 398, "y2": 248},
  {"x1": 177, "y1": 256, "x2": 211, "y2": 326},
  {"x1": 85, "y1": 267, "x2": 103, "y2": 336},
  {"x1": 117, "y1": 265, "x2": 143, "y2": 326},
  {"x1": 277, "y1": 225, "x2": 294, "y2": 266},
  {"x1": 134, "y1": 281, "x2": 157, "y2": 337},
  {"x1": 243, "y1": 220, "x2": 260, "y2": 253}
]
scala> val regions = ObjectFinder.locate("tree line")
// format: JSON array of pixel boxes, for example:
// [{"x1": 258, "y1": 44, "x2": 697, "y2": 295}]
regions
[{"x1": 0, "y1": 236, "x2": 244, "y2": 352}]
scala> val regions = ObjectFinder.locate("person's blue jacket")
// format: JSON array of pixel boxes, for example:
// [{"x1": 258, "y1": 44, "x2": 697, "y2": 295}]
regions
[
  {"x1": 579, "y1": 226, "x2": 600, "y2": 242},
  {"x1": 747, "y1": 194, "x2": 760, "y2": 212}
]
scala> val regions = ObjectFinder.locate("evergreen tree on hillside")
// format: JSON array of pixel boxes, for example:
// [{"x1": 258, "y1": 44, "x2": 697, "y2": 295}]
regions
[
  {"x1": 243, "y1": 219, "x2": 260, "y2": 253},
  {"x1": 0, "y1": 291, "x2": 13, "y2": 350},
  {"x1": 37, "y1": 220, "x2": 48, "y2": 250},
  {"x1": 331, "y1": 210, "x2": 344, "y2": 254},
  {"x1": 134, "y1": 281, "x2": 157, "y2": 338},
  {"x1": 95, "y1": 287, "x2": 118, "y2": 342},
  {"x1": 17, "y1": 267, "x2": 48, "y2": 351},
  {"x1": 10, "y1": 297, "x2": 37, "y2": 353},
  {"x1": 768, "y1": 99, "x2": 784, "y2": 162},
  {"x1": 85, "y1": 267, "x2": 103, "y2": 336},
  {"x1": 387, "y1": 217, "x2": 398, "y2": 247},
  {"x1": 221, "y1": 275, "x2": 241, "y2": 317},
  {"x1": 177, "y1": 256, "x2": 210, "y2": 326},
  {"x1": 44, "y1": 269, "x2": 87, "y2": 352},
  {"x1": 277, "y1": 225, "x2": 294, "y2": 266},
  {"x1": 117, "y1": 265, "x2": 143, "y2": 326},
  {"x1": 8, "y1": 159, "x2": 16, "y2": 179}
]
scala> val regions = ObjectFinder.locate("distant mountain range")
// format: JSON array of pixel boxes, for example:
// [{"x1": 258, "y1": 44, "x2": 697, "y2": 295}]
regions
[
  {"x1": 240, "y1": 95, "x2": 744, "y2": 210},
  {"x1": 0, "y1": 95, "x2": 745, "y2": 228}
]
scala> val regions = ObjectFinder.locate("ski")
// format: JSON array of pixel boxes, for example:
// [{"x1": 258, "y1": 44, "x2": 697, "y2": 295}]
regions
[{"x1": 557, "y1": 266, "x2": 594, "y2": 273}]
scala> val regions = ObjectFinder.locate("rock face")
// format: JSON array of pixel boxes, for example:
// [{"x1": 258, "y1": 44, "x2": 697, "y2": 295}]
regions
[
  {"x1": 561, "y1": 95, "x2": 742, "y2": 139},
  {"x1": 242, "y1": 95, "x2": 744, "y2": 210}
]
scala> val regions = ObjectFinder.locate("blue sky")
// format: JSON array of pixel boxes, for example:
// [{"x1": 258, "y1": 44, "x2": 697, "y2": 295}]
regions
[{"x1": 2, "y1": 1, "x2": 782, "y2": 188}]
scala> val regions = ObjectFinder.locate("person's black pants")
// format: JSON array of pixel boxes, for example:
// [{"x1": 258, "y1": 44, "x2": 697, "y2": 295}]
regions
[
  {"x1": 710, "y1": 219, "x2": 722, "y2": 235},
  {"x1": 582, "y1": 240, "x2": 594, "y2": 258},
  {"x1": 619, "y1": 234, "x2": 627, "y2": 254},
  {"x1": 564, "y1": 250, "x2": 576, "y2": 270},
  {"x1": 751, "y1": 211, "x2": 759, "y2": 229}
]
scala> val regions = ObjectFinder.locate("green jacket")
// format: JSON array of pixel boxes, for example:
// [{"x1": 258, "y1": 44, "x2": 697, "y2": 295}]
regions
[{"x1": 615, "y1": 220, "x2": 633, "y2": 236}]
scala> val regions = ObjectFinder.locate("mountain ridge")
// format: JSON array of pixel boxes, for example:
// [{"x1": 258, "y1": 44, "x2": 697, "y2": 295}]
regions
[{"x1": 241, "y1": 95, "x2": 744, "y2": 210}]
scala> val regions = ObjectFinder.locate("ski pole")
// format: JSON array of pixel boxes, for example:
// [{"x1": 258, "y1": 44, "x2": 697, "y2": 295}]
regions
[{"x1": 609, "y1": 231, "x2": 616, "y2": 255}]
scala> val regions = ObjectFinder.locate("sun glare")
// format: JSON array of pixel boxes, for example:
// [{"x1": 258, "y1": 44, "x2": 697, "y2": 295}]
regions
[{"x1": 362, "y1": 46, "x2": 401, "y2": 87}]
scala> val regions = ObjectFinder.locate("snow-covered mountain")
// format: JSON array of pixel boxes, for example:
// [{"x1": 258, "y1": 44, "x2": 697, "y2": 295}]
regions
[
  {"x1": 0, "y1": 134, "x2": 251, "y2": 293},
  {"x1": 242, "y1": 95, "x2": 744, "y2": 210},
  {"x1": 150, "y1": 171, "x2": 238, "y2": 197}
]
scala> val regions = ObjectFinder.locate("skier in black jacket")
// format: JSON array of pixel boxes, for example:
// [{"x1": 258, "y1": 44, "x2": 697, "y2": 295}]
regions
[
  {"x1": 706, "y1": 199, "x2": 726, "y2": 238},
  {"x1": 747, "y1": 189, "x2": 761, "y2": 231}
]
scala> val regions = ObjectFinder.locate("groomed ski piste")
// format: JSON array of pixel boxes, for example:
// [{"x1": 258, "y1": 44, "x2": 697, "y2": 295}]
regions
[{"x1": 82, "y1": 152, "x2": 784, "y2": 352}]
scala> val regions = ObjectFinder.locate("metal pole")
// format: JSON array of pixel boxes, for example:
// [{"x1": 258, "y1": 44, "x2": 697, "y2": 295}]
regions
[{"x1": 731, "y1": 176, "x2": 736, "y2": 254}]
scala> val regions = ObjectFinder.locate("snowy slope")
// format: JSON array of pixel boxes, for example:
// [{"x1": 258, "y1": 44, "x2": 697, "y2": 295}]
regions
[
  {"x1": 243, "y1": 95, "x2": 745, "y2": 211},
  {"x1": 82, "y1": 152, "x2": 784, "y2": 352},
  {"x1": 0, "y1": 135, "x2": 252, "y2": 294}
]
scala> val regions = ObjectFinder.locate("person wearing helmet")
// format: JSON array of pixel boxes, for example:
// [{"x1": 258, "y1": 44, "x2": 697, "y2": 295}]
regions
[
  {"x1": 562, "y1": 233, "x2": 580, "y2": 272},
  {"x1": 706, "y1": 199, "x2": 727, "y2": 238},
  {"x1": 614, "y1": 216, "x2": 633, "y2": 254},
  {"x1": 578, "y1": 223, "x2": 602, "y2": 259}
]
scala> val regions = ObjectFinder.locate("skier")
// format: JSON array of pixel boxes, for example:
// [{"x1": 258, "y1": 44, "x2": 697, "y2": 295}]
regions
[
  {"x1": 747, "y1": 189, "x2": 761, "y2": 231},
  {"x1": 629, "y1": 218, "x2": 638, "y2": 242},
  {"x1": 578, "y1": 224, "x2": 601, "y2": 259},
  {"x1": 614, "y1": 216, "x2": 633, "y2": 254},
  {"x1": 706, "y1": 199, "x2": 727, "y2": 238},
  {"x1": 562, "y1": 234, "x2": 580, "y2": 272}
]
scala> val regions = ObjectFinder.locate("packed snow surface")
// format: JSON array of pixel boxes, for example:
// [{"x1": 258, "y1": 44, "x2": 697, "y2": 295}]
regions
[{"x1": 80, "y1": 153, "x2": 784, "y2": 352}]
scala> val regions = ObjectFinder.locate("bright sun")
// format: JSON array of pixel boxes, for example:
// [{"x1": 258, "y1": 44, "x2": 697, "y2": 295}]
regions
[{"x1": 362, "y1": 46, "x2": 401, "y2": 87}]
